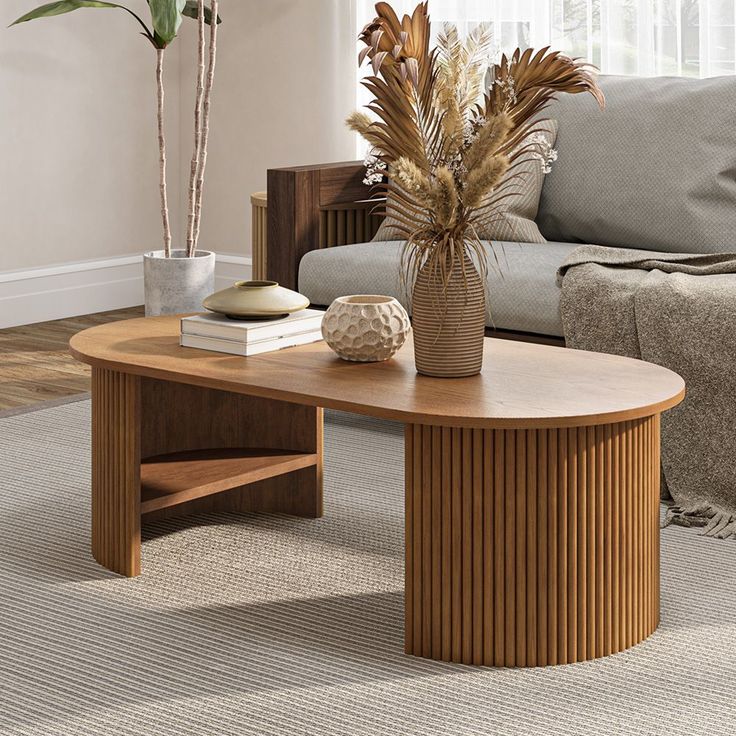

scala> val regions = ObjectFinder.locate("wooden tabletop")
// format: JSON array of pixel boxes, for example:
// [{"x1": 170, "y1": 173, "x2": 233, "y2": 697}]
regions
[{"x1": 69, "y1": 316, "x2": 685, "y2": 429}]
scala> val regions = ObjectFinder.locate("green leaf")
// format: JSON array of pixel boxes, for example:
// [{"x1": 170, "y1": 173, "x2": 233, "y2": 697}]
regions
[
  {"x1": 12, "y1": 0, "x2": 120, "y2": 25},
  {"x1": 182, "y1": 0, "x2": 222, "y2": 25},
  {"x1": 147, "y1": 0, "x2": 185, "y2": 46},
  {"x1": 10, "y1": 1, "x2": 154, "y2": 44}
]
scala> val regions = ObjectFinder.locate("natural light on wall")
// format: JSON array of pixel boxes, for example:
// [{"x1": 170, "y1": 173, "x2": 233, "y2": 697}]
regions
[{"x1": 353, "y1": 0, "x2": 736, "y2": 154}]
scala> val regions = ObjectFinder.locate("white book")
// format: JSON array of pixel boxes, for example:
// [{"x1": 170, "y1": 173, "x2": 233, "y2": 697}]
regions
[
  {"x1": 180, "y1": 329, "x2": 324, "y2": 357},
  {"x1": 181, "y1": 309, "x2": 324, "y2": 343}
]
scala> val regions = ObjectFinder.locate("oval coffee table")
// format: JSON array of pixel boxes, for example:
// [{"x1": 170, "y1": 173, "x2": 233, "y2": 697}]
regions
[{"x1": 70, "y1": 316, "x2": 684, "y2": 667}]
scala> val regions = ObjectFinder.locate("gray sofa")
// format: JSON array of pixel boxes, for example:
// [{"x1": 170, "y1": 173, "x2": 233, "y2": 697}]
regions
[{"x1": 288, "y1": 74, "x2": 736, "y2": 340}]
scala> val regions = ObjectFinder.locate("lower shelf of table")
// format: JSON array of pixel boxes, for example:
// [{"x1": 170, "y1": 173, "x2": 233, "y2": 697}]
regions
[{"x1": 140, "y1": 447, "x2": 319, "y2": 514}]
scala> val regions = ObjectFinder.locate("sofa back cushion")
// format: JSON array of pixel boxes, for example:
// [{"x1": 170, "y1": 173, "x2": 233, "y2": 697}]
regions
[{"x1": 537, "y1": 75, "x2": 736, "y2": 253}]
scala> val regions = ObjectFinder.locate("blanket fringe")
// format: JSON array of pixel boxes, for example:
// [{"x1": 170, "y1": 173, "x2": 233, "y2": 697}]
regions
[{"x1": 663, "y1": 505, "x2": 736, "y2": 539}]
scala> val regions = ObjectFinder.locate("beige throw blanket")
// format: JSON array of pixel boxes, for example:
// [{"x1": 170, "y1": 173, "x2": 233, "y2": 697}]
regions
[{"x1": 557, "y1": 245, "x2": 736, "y2": 539}]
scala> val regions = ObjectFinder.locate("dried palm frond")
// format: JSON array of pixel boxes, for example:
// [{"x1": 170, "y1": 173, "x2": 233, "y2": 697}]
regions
[
  {"x1": 437, "y1": 23, "x2": 494, "y2": 114},
  {"x1": 349, "y1": 2, "x2": 604, "y2": 300},
  {"x1": 485, "y1": 47, "x2": 605, "y2": 155},
  {"x1": 358, "y1": 2, "x2": 441, "y2": 169},
  {"x1": 462, "y1": 24, "x2": 495, "y2": 102},
  {"x1": 435, "y1": 22, "x2": 494, "y2": 160}
]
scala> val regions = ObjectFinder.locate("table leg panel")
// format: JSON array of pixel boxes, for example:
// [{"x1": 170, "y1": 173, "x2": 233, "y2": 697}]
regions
[
  {"x1": 91, "y1": 368, "x2": 141, "y2": 577},
  {"x1": 404, "y1": 417, "x2": 661, "y2": 666},
  {"x1": 91, "y1": 374, "x2": 324, "y2": 576}
]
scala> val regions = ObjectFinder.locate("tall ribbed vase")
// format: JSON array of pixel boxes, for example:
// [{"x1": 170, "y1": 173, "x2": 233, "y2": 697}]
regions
[{"x1": 411, "y1": 255, "x2": 486, "y2": 378}]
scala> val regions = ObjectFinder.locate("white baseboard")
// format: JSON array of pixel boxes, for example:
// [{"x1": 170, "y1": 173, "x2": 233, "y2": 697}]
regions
[
  {"x1": 213, "y1": 253, "x2": 252, "y2": 289},
  {"x1": 0, "y1": 253, "x2": 252, "y2": 329}
]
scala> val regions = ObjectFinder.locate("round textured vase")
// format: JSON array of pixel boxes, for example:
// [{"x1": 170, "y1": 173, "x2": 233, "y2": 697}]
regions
[
  {"x1": 412, "y1": 257, "x2": 486, "y2": 378},
  {"x1": 202, "y1": 280, "x2": 309, "y2": 320},
  {"x1": 322, "y1": 295, "x2": 411, "y2": 362},
  {"x1": 143, "y1": 250, "x2": 215, "y2": 317}
]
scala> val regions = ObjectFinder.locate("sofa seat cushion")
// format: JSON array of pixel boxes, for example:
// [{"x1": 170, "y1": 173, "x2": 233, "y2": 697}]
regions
[{"x1": 298, "y1": 240, "x2": 580, "y2": 337}]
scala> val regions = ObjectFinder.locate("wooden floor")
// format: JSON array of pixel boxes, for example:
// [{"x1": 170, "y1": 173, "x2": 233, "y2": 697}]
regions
[{"x1": 0, "y1": 307, "x2": 143, "y2": 411}]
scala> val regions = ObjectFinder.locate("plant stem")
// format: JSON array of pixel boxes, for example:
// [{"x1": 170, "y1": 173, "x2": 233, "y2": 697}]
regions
[
  {"x1": 186, "y1": 0, "x2": 206, "y2": 257},
  {"x1": 192, "y1": 0, "x2": 218, "y2": 254},
  {"x1": 156, "y1": 48, "x2": 172, "y2": 258}
]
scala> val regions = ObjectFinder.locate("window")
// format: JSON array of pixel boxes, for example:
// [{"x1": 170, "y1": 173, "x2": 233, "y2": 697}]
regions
[
  {"x1": 354, "y1": 0, "x2": 736, "y2": 78},
  {"x1": 353, "y1": 1, "x2": 736, "y2": 153}
]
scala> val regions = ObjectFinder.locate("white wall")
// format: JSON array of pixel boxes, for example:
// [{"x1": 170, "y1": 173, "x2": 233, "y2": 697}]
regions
[
  {"x1": 0, "y1": 0, "x2": 356, "y2": 320},
  {"x1": 176, "y1": 0, "x2": 356, "y2": 256},
  {"x1": 1, "y1": 0, "x2": 182, "y2": 272}
]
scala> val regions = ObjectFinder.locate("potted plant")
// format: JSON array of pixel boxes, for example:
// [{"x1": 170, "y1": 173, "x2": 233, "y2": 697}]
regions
[
  {"x1": 348, "y1": 2, "x2": 604, "y2": 377},
  {"x1": 12, "y1": 0, "x2": 222, "y2": 316}
]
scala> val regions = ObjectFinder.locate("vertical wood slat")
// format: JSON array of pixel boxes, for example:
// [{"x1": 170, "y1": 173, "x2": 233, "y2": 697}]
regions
[
  {"x1": 441, "y1": 427, "x2": 452, "y2": 661},
  {"x1": 462, "y1": 429, "x2": 473, "y2": 664},
  {"x1": 404, "y1": 425, "x2": 413, "y2": 655},
  {"x1": 526, "y1": 429, "x2": 538, "y2": 667},
  {"x1": 604, "y1": 422, "x2": 613, "y2": 656},
  {"x1": 472, "y1": 430, "x2": 484, "y2": 665},
  {"x1": 250, "y1": 192, "x2": 268, "y2": 279},
  {"x1": 482, "y1": 430, "x2": 494, "y2": 665},
  {"x1": 548, "y1": 428, "x2": 558, "y2": 665},
  {"x1": 504, "y1": 429, "x2": 516, "y2": 666},
  {"x1": 451, "y1": 427, "x2": 462, "y2": 661},
  {"x1": 431, "y1": 427, "x2": 442, "y2": 659},
  {"x1": 404, "y1": 417, "x2": 661, "y2": 666},
  {"x1": 558, "y1": 428, "x2": 569, "y2": 663},
  {"x1": 537, "y1": 429, "x2": 548, "y2": 665},
  {"x1": 91, "y1": 368, "x2": 141, "y2": 577},
  {"x1": 493, "y1": 429, "x2": 505, "y2": 666},
  {"x1": 626, "y1": 421, "x2": 634, "y2": 650},
  {"x1": 315, "y1": 206, "x2": 385, "y2": 249},
  {"x1": 421, "y1": 426, "x2": 432, "y2": 657},
  {"x1": 595, "y1": 425, "x2": 605, "y2": 657},
  {"x1": 515, "y1": 430, "x2": 527, "y2": 667}
]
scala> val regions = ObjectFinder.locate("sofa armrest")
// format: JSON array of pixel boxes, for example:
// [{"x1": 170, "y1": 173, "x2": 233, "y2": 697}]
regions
[{"x1": 264, "y1": 161, "x2": 384, "y2": 290}]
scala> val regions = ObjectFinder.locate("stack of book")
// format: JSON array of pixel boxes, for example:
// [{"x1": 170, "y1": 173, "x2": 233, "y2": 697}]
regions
[{"x1": 180, "y1": 309, "x2": 324, "y2": 356}]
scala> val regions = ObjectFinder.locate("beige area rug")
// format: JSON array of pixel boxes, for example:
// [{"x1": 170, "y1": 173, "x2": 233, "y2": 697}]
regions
[{"x1": 0, "y1": 399, "x2": 735, "y2": 736}]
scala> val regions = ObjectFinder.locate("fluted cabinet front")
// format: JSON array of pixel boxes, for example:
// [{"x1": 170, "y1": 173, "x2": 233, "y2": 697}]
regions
[{"x1": 404, "y1": 417, "x2": 660, "y2": 666}]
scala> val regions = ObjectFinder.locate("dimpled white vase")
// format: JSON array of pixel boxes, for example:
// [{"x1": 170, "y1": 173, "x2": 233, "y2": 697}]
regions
[{"x1": 322, "y1": 295, "x2": 410, "y2": 362}]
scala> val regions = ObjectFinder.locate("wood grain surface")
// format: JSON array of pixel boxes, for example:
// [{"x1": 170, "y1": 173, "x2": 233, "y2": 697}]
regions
[
  {"x1": 0, "y1": 307, "x2": 142, "y2": 410},
  {"x1": 70, "y1": 316, "x2": 685, "y2": 429}
]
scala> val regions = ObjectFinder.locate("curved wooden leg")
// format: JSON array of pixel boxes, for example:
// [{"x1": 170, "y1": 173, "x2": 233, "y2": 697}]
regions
[
  {"x1": 404, "y1": 417, "x2": 660, "y2": 666},
  {"x1": 91, "y1": 368, "x2": 142, "y2": 577},
  {"x1": 90, "y1": 371, "x2": 323, "y2": 577}
]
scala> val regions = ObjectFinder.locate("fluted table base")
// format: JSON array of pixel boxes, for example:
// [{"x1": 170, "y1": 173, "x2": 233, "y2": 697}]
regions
[{"x1": 404, "y1": 418, "x2": 660, "y2": 666}]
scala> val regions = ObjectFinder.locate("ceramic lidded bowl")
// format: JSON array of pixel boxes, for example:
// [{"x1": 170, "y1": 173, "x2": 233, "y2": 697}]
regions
[
  {"x1": 322, "y1": 295, "x2": 411, "y2": 362},
  {"x1": 202, "y1": 280, "x2": 309, "y2": 320}
]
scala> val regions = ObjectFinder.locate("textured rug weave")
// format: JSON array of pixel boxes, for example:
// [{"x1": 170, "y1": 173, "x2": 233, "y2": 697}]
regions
[{"x1": 1, "y1": 400, "x2": 735, "y2": 736}]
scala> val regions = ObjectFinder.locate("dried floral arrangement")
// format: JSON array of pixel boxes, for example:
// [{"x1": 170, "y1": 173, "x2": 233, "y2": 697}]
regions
[{"x1": 347, "y1": 1, "x2": 605, "y2": 292}]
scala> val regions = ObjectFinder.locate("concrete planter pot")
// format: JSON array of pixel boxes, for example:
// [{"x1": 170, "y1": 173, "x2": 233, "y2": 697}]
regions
[{"x1": 143, "y1": 250, "x2": 215, "y2": 316}]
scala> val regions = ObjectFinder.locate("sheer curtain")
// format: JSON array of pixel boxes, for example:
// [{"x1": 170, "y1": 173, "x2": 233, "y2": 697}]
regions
[{"x1": 354, "y1": 1, "x2": 736, "y2": 78}]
